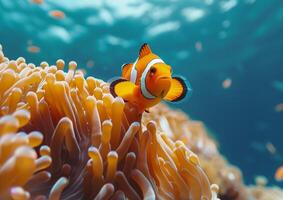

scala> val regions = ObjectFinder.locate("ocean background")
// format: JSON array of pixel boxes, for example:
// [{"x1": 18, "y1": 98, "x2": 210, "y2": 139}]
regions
[{"x1": 0, "y1": 0, "x2": 283, "y2": 186}]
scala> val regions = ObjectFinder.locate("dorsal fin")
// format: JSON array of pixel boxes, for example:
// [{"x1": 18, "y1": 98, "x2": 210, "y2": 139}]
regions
[
  {"x1": 121, "y1": 63, "x2": 133, "y2": 79},
  {"x1": 139, "y1": 43, "x2": 152, "y2": 58}
]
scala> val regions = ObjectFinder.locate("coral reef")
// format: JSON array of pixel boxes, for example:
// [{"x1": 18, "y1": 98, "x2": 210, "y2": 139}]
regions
[
  {"x1": 248, "y1": 185, "x2": 283, "y2": 200},
  {"x1": 0, "y1": 46, "x2": 218, "y2": 200}
]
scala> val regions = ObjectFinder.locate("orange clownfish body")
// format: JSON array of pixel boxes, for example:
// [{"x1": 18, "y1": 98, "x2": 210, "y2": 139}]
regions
[{"x1": 110, "y1": 43, "x2": 191, "y2": 113}]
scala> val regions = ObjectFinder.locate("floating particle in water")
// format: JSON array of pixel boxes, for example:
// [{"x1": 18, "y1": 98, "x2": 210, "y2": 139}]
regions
[
  {"x1": 49, "y1": 10, "x2": 65, "y2": 19},
  {"x1": 272, "y1": 81, "x2": 283, "y2": 92},
  {"x1": 27, "y1": 40, "x2": 33, "y2": 46},
  {"x1": 195, "y1": 41, "x2": 203, "y2": 52},
  {"x1": 251, "y1": 141, "x2": 265, "y2": 153},
  {"x1": 275, "y1": 103, "x2": 283, "y2": 112},
  {"x1": 27, "y1": 45, "x2": 40, "y2": 53},
  {"x1": 222, "y1": 78, "x2": 232, "y2": 89},
  {"x1": 222, "y1": 20, "x2": 231, "y2": 28},
  {"x1": 275, "y1": 166, "x2": 283, "y2": 181},
  {"x1": 266, "y1": 142, "x2": 276, "y2": 155},
  {"x1": 219, "y1": 31, "x2": 227, "y2": 39},
  {"x1": 177, "y1": 50, "x2": 189, "y2": 59},
  {"x1": 31, "y1": 0, "x2": 43, "y2": 4},
  {"x1": 86, "y1": 60, "x2": 95, "y2": 68}
]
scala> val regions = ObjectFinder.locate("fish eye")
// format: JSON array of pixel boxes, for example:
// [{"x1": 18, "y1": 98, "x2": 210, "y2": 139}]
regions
[{"x1": 150, "y1": 67, "x2": 156, "y2": 75}]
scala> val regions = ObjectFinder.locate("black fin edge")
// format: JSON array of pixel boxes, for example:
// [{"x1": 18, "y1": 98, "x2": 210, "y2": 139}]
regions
[
  {"x1": 140, "y1": 43, "x2": 148, "y2": 51},
  {"x1": 139, "y1": 43, "x2": 151, "y2": 57},
  {"x1": 170, "y1": 76, "x2": 188, "y2": 102},
  {"x1": 121, "y1": 63, "x2": 131, "y2": 71},
  {"x1": 109, "y1": 78, "x2": 128, "y2": 98}
]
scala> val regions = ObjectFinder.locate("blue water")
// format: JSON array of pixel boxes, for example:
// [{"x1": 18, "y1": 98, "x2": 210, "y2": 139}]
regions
[{"x1": 1, "y1": 0, "x2": 283, "y2": 186}]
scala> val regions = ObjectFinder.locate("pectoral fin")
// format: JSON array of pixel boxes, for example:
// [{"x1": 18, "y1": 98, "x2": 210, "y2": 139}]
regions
[
  {"x1": 164, "y1": 77, "x2": 188, "y2": 102},
  {"x1": 110, "y1": 79, "x2": 135, "y2": 100}
]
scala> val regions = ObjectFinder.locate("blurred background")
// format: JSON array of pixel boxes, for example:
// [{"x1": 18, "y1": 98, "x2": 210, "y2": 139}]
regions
[{"x1": 0, "y1": 0, "x2": 283, "y2": 186}]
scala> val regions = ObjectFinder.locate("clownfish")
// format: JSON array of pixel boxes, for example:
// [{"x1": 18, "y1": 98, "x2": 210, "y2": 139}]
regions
[{"x1": 110, "y1": 43, "x2": 191, "y2": 113}]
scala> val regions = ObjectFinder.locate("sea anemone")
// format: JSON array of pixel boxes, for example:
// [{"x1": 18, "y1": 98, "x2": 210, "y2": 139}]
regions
[
  {"x1": 0, "y1": 46, "x2": 219, "y2": 200},
  {"x1": 142, "y1": 104, "x2": 248, "y2": 199}
]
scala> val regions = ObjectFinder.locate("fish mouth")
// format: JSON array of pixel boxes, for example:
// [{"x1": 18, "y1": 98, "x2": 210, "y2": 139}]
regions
[{"x1": 159, "y1": 76, "x2": 170, "y2": 80}]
